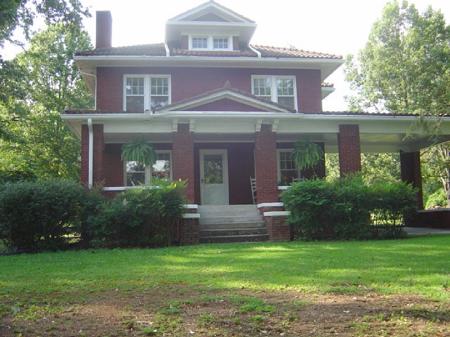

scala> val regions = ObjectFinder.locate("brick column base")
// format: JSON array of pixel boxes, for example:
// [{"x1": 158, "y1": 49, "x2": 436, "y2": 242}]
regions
[
  {"x1": 264, "y1": 214, "x2": 292, "y2": 241},
  {"x1": 179, "y1": 217, "x2": 200, "y2": 245}
]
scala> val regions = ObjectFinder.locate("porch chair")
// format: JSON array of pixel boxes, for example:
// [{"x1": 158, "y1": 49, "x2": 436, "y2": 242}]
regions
[{"x1": 250, "y1": 177, "x2": 257, "y2": 204}]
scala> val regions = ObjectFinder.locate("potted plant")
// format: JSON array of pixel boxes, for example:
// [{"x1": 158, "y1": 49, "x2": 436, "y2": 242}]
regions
[
  {"x1": 292, "y1": 140, "x2": 323, "y2": 177},
  {"x1": 121, "y1": 138, "x2": 157, "y2": 185}
]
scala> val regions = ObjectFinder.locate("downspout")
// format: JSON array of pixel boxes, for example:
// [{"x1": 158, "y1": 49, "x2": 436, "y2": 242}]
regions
[
  {"x1": 248, "y1": 44, "x2": 261, "y2": 58},
  {"x1": 87, "y1": 118, "x2": 94, "y2": 189}
]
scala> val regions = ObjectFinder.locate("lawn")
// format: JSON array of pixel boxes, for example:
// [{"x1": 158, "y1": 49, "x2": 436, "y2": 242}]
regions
[{"x1": 1, "y1": 236, "x2": 449, "y2": 336}]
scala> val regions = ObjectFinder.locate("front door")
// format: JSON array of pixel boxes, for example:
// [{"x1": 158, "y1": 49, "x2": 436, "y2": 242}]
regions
[{"x1": 200, "y1": 149, "x2": 229, "y2": 205}]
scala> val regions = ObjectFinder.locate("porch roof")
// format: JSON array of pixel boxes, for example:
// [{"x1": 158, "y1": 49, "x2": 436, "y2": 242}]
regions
[{"x1": 62, "y1": 110, "x2": 450, "y2": 153}]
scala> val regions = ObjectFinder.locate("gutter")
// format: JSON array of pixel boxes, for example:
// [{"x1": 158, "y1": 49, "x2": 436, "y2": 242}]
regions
[
  {"x1": 87, "y1": 118, "x2": 93, "y2": 189},
  {"x1": 61, "y1": 111, "x2": 449, "y2": 123}
]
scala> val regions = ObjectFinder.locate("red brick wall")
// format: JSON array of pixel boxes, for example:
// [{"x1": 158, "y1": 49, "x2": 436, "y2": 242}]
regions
[
  {"x1": 194, "y1": 143, "x2": 254, "y2": 204},
  {"x1": 96, "y1": 67, "x2": 322, "y2": 113},
  {"x1": 187, "y1": 98, "x2": 267, "y2": 112},
  {"x1": 172, "y1": 124, "x2": 195, "y2": 202},
  {"x1": 96, "y1": 11, "x2": 112, "y2": 49},
  {"x1": 265, "y1": 215, "x2": 292, "y2": 241},
  {"x1": 338, "y1": 124, "x2": 361, "y2": 175},
  {"x1": 400, "y1": 151, "x2": 423, "y2": 210},
  {"x1": 255, "y1": 124, "x2": 278, "y2": 203}
]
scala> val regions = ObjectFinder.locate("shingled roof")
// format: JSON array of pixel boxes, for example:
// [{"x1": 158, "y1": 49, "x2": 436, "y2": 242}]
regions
[{"x1": 76, "y1": 43, "x2": 342, "y2": 59}]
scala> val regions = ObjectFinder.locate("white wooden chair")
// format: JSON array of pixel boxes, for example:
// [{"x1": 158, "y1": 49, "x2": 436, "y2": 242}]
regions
[{"x1": 250, "y1": 177, "x2": 257, "y2": 204}]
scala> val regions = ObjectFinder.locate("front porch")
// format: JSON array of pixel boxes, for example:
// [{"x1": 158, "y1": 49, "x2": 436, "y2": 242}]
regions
[{"x1": 63, "y1": 110, "x2": 450, "y2": 243}]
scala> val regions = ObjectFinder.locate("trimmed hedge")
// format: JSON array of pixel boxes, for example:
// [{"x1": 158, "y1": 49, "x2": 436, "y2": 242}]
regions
[
  {"x1": 87, "y1": 180, "x2": 185, "y2": 248},
  {"x1": 282, "y1": 176, "x2": 416, "y2": 240},
  {"x1": 0, "y1": 180, "x2": 88, "y2": 252}
]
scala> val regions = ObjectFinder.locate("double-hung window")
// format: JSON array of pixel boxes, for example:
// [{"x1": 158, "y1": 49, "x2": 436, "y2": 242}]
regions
[
  {"x1": 277, "y1": 150, "x2": 300, "y2": 185},
  {"x1": 125, "y1": 151, "x2": 172, "y2": 186},
  {"x1": 191, "y1": 37, "x2": 208, "y2": 49},
  {"x1": 124, "y1": 75, "x2": 171, "y2": 112},
  {"x1": 252, "y1": 75, "x2": 297, "y2": 110}
]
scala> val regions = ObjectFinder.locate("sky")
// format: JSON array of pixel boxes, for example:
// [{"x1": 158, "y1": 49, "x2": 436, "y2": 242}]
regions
[{"x1": 3, "y1": 0, "x2": 450, "y2": 111}]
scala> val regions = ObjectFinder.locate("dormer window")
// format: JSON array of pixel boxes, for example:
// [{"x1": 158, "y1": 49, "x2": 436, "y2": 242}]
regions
[
  {"x1": 189, "y1": 35, "x2": 233, "y2": 50},
  {"x1": 191, "y1": 36, "x2": 208, "y2": 49}
]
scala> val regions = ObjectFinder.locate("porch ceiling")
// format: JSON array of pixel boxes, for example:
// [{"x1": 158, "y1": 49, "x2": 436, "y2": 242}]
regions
[{"x1": 63, "y1": 111, "x2": 450, "y2": 153}]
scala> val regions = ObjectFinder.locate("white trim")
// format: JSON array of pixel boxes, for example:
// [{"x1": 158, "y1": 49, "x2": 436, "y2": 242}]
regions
[
  {"x1": 123, "y1": 74, "x2": 171, "y2": 112},
  {"x1": 182, "y1": 213, "x2": 200, "y2": 219},
  {"x1": 162, "y1": 89, "x2": 290, "y2": 113},
  {"x1": 263, "y1": 211, "x2": 290, "y2": 217},
  {"x1": 164, "y1": 43, "x2": 170, "y2": 57},
  {"x1": 251, "y1": 75, "x2": 298, "y2": 111},
  {"x1": 87, "y1": 118, "x2": 93, "y2": 189},
  {"x1": 184, "y1": 204, "x2": 199, "y2": 209},
  {"x1": 168, "y1": 1, "x2": 254, "y2": 24},
  {"x1": 257, "y1": 202, "x2": 284, "y2": 208},
  {"x1": 278, "y1": 186, "x2": 290, "y2": 191}
]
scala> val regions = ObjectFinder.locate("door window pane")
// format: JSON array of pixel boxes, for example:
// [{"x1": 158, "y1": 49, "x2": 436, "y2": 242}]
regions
[{"x1": 204, "y1": 155, "x2": 223, "y2": 184}]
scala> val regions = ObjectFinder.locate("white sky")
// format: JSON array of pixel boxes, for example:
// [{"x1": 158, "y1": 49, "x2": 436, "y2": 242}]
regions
[{"x1": 3, "y1": 0, "x2": 449, "y2": 111}]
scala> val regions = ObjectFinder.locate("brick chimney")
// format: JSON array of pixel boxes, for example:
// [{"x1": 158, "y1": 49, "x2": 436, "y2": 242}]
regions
[{"x1": 96, "y1": 11, "x2": 112, "y2": 49}]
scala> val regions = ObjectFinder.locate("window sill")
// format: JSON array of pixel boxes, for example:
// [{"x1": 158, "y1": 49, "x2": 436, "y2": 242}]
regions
[{"x1": 278, "y1": 186, "x2": 291, "y2": 191}]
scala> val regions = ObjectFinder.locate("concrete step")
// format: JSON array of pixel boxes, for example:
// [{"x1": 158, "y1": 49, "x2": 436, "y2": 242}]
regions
[
  {"x1": 200, "y1": 227, "x2": 268, "y2": 237},
  {"x1": 200, "y1": 217, "x2": 264, "y2": 225},
  {"x1": 200, "y1": 222, "x2": 266, "y2": 230},
  {"x1": 200, "y1": 234, "x2": 269, "y2": 244},
  {"x1": 198, "y1": 205, "x2": 260, "y2": 218}
]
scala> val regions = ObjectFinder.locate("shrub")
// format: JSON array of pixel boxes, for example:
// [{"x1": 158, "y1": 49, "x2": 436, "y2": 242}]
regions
[
  {"x1": 0, "y1": 180, "x2": 87, "y2": 252},
  {"x1": 282, "y1": 176, "x2": 416, "y2": 240},
  {"x1": 88, "y1": 180, "x2": 185, "y2": 248}
]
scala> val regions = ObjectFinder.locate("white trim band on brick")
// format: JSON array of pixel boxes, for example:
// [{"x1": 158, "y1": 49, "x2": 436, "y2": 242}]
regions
[
  {"x1": 278, "y1": 186, "x2": 290, "y2": 191},
  {"x1": 184, "y1": 204, "x2": 199, "y2": 209},
  {"x1": 263, "y1": 211, "x2": 290, "y2": 217},
  {"x1": 257, "y1": 202, "x2": 284, "y2": 208},
  {"x1": 182, "y1": 213, "x2": 201, "y2": 219}
]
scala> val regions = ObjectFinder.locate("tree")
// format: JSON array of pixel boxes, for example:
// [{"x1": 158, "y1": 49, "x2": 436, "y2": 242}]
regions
[
  {"x1": 345, "y1": 0, "x2": 450, "y2": 206},
  {"x1": 0, "y1": 23, "x2": 93, "y2": 180},
  {"x1": 0, "y1": 0, "x2": 89, "y2": 49}
]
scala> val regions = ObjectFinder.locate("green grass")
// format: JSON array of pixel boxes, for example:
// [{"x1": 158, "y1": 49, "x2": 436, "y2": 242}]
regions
[{"x1": 0, "y1": 236, "x2": 449, "y2": 301}]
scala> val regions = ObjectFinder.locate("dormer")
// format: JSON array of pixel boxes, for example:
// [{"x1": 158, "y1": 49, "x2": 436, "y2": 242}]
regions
[{"x1": 166, "y1": 0, "x2": 256, "y2": 51}]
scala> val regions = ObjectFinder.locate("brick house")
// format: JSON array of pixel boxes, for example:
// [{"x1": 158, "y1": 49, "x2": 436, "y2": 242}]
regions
[{"x1": 63, "y1": 1, "x2": 450, "y2": 243}]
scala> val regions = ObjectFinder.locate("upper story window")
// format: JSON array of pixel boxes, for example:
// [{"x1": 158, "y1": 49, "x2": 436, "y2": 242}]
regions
[
  {"x1": 124, "y1": 75, "x2": 171, "y2": 112},
  {"x1": 189, "y1": 35, "x2": 232, "y2": 50},
  {"x1": 125, "y1": 151, "x2": 172, "y2": 186},
  {"x1": 251, "y1": 75, "x2": 297, "y2": 110}
]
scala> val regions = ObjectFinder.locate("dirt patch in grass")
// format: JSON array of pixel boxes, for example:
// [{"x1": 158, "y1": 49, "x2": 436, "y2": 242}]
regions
[{"x1": 1, "y1": 286, "x2": 448, "y2": 337}]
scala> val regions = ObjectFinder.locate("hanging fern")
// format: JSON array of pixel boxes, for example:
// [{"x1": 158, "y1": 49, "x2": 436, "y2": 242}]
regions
[
  {"x1": 121, "y1": 139, "x2": 156, "y2": 167},
  {"x1": 292, "y1": 141, "x2": 323, "y2": 171}
]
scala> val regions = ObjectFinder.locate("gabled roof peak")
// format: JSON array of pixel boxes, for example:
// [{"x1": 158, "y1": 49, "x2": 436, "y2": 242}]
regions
[{"x1": 167, "y1": 0, "x2": 255, "y2": 24}]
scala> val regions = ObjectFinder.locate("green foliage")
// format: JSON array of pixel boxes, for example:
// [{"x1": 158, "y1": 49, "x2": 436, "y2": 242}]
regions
[
  {"x1": 425, "y1": 188, "x2": 447, "y2": 209},
  {"x1": 345, "y1": 0, "x2": 450, "y2": 205},
  {"x1": 292, "y1": 141, "x2": 323, "y2": 171},
  {"x1": 282, "y1": 176, "x2": 416, "y2": 240},
  {"x1": 0, "y1": 180, "x2": 87, "y2": 252},
  {"x1": 88, "y1": 181, "x2": 186, "y2": 248},
  {"x1": 121, "y1": 139, "x2": 157, "y2": 167},
  {"x1": 0, "y1": 0, "x2": 89, "y2": 49},
  {"x1": 0, "y1": 23, "x2": 93, "y2": 180}
]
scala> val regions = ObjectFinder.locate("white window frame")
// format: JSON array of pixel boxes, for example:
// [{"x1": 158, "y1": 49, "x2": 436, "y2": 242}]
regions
[
  {"x1": 251, "y1": 75, "x2": 298, "y2": 111},
  {"x1": 188, "y1": 35, "x2": 233, "y2": 51},
  {"x1": 123, "y1": 75, "x2": 171, "y2": 112},
  {"x1": 123, "y1": 150, "x2": 173, "y2": 186},
  {"x1": 276, "y1": 149, "x2": 301, "y2": 184}
]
